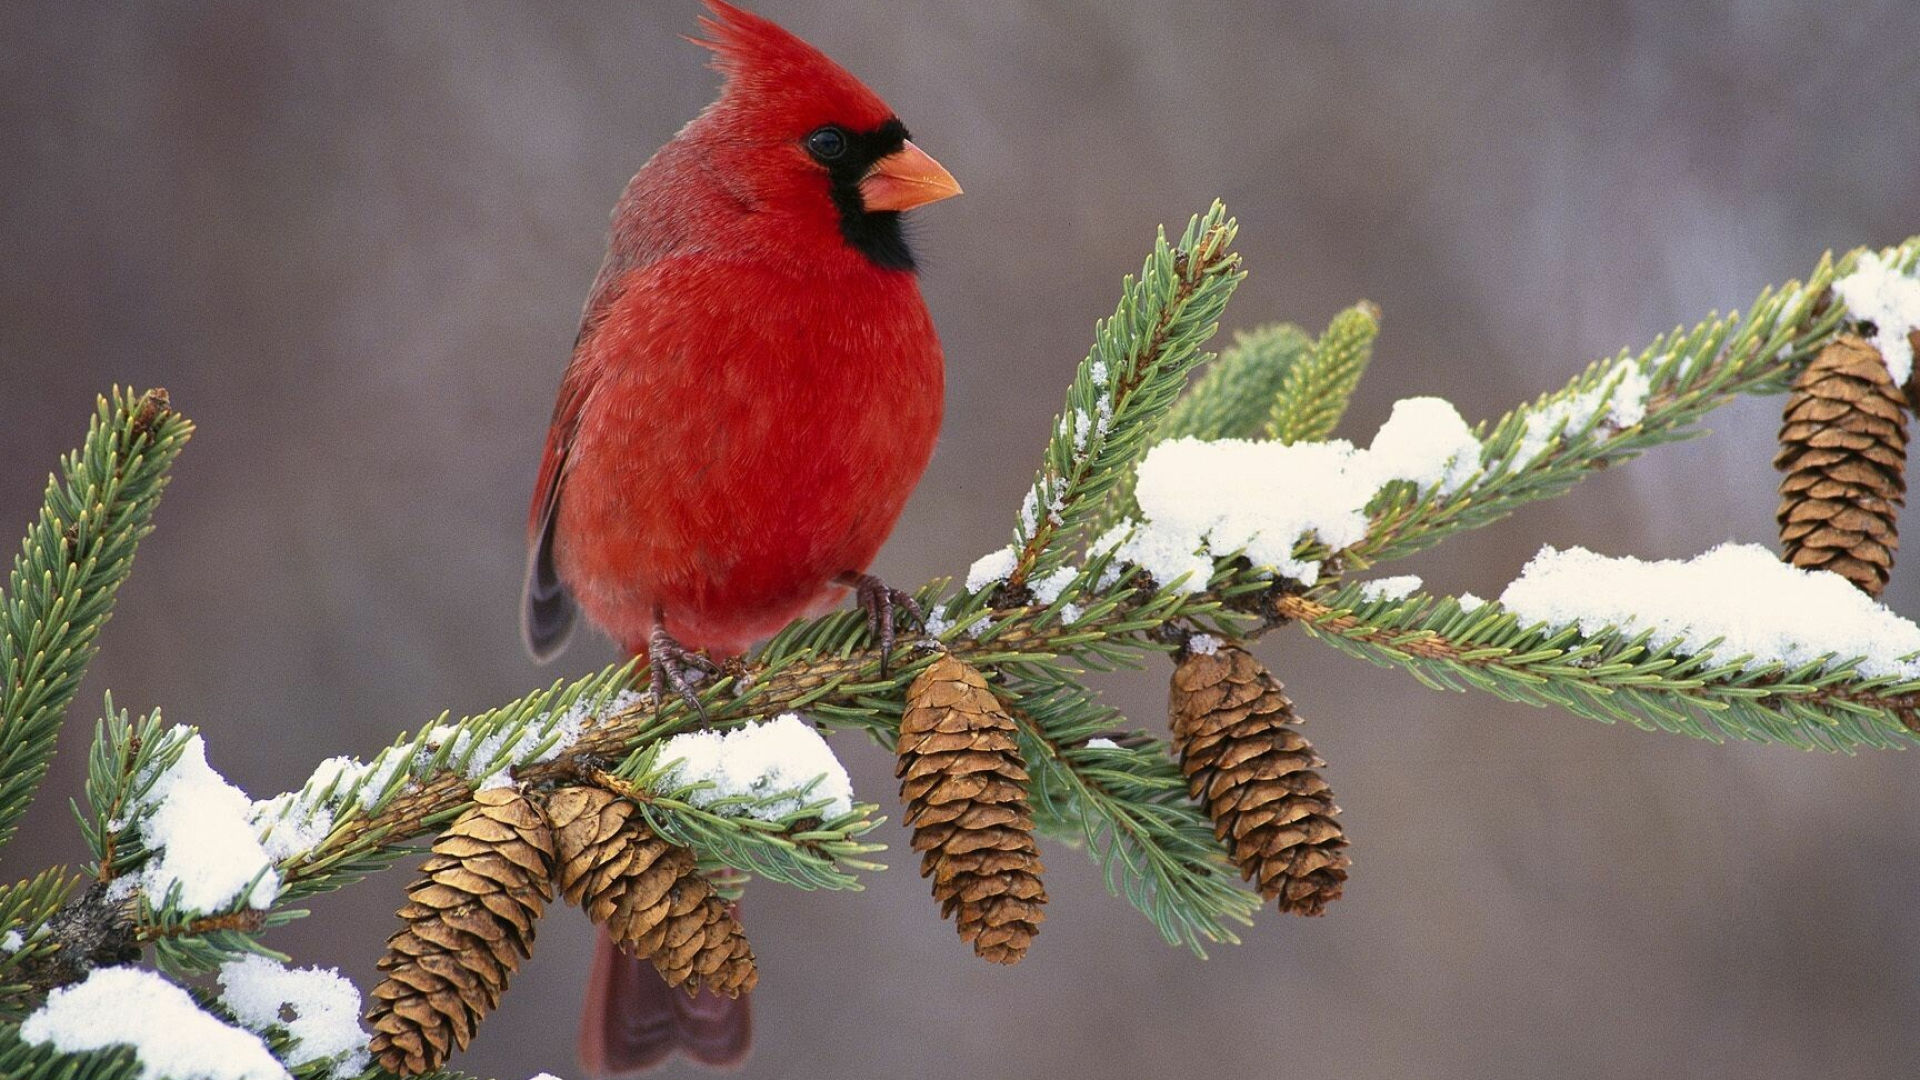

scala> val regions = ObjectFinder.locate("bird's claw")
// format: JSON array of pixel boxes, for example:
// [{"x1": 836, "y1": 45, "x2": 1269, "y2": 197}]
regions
[
  {"x1": 841, "y1": 571, "x2": 923, "y2": 675},
  {"x1": 649, "y1": 622, "x2": 720, "y2": 722}
]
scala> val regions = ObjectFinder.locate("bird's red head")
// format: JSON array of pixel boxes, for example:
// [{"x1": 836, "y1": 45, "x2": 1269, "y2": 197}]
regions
[{"x1": 690, "y1": 0, "x2": 960, "y2": 270}]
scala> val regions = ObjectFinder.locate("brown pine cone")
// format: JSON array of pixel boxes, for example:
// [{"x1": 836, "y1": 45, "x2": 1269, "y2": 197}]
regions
[
  {"x1": 543, "y1": 784, "x2": 756, "y2": 997},
  {"x1": 1776, "y1": 333, "x2": 1907, "y2": 596},
  {"x1": 367, "y1": 787, "x2": 555, "y2": 1075},
  {"x1": 897, "y1": 654, "x2": 1047, "y2": 964},
  {"x1": 1169, "y1": 645, "x2": 1349, "y2": 917}
]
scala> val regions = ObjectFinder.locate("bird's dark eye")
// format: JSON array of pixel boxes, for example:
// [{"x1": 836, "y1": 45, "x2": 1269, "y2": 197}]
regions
[{"x1": 806, "y1": 126, "x2": 849, "y2": 162}]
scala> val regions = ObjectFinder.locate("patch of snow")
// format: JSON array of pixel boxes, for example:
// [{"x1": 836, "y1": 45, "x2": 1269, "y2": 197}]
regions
[
  {"x1": 1187, "y1": 633, "x2": 1221, "y2": 655},
  {"x1": 1085, "y1": 738, "x2": 1120, "y2": 749},
  {"x1": 218, "y1": 956, "x2": 368, "y2": 1078},
  {"x1": 1117, "y1": 397, "x2": 1490, "y2": 593},
  {"x1": 1456, "y1": 592, "x2": 1488, "y2": 612},
  {"x1": 1059, "y1": 602, "x2": 1082, "y2": 623},
  {"x1": 1365, "y1": 397, "x2": 1482, "y2": 494},
  {"x1": 1090, "y1": 359, "x2": 1110, "y2": 385},
  {"x1": 926, "y1": 607, "x2": 994, "y2": 639},
  {"x1": 249, "y1": 756, "x2": 365, "y2": 863},
  {"x1": 139, "y1": 736, "x2": 279, "y2": 913},
  {"x1": 1510, "y1": 357, "x2": 1652, "y2": 465},
  {"x1": 1032, "y1": 565, "x2": 1079, "y2": 604},
  {"x1": 1072, "y1": 410, "x2": 1094, "y2": 451},
  {"x1": 1357, "y1": 575, "x2": 1422, "y2": 602},
  {"x1": 1019, "y1": 489, "x2": 1041, "y2": 534},
  {"x1": 1089, "y1": 524, "x2": 1134, "y2": 590},
  {"x1": 475, "y1": 769, "x2": 516, "y2": 791},
  {"x1": 354, "y1": 743, "x2": 415, "y2": 809},
  {"x1": 966, "y1": 546, "x2": 1019, "y2": 593},
  {"x1": 1498, "y1": 543, "x2": 1920, "y2": 679},
  {"x1": 1, "y1": 929, "x2": 22, "y2": 953},
  {"x1": 455, "y1": 689, "x2": 636, "y2": 783},
  {"x1": 22, "y1": 966, "x2": 289, "y2": 1080},
  {"x1": 1118, "y1": 437, "x2": 1361, "y2": 590},
  {"x1": 1089, "y1": 524, "x2": 1131, "y2": 558},
  {"x1": 1834, "y1": 249, "x2": 1920, "y2": 384},
  {"x1": 655, "y1": 713, "x2": 854, "y2": 820}
]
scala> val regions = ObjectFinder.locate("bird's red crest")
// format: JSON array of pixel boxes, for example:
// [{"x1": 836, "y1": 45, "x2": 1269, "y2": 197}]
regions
[{"x1": 691, "y1": 0, "x2": 895, "y2": 133}]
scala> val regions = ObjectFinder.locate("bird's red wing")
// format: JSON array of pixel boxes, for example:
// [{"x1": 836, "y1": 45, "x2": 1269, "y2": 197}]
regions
[
  {"x1": 522, "y1": 361, "x2": 591, "y2": 661},
  {"x1": 521, "y1": 267, "x2": 635, "y2": 662}
]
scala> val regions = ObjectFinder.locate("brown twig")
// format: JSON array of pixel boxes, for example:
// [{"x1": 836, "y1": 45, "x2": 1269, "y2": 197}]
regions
[{"x1": 134, "y1": 908, "x2": 266, "y2": 943}]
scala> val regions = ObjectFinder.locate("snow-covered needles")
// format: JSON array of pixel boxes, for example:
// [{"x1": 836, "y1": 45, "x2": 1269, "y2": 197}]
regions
[
  {"x1": 653, "y1": 713, "x2": 854, "y2": 821},
  {"x1": 137, "y1": 736, "x2": 280, "y2": 914},
  {"x1": 1509, "y1": 357, "x2": 1652, "y2": 465},
  {"x1": 1118, "y1": 395, "x2": 1484, "y2": 591},
  {"x1": 217, "y1": 956, "x2": 369, "y2": 1077},
  {"x1": 22, "y1": 967, "x2": 291, "y2": 1080},
  {"x1": 18, "y1": 959, "x2": 369, "y2": 1080},
  {"x1": 1499, "y1": 543, "x2": 1920, "y2": 680}
]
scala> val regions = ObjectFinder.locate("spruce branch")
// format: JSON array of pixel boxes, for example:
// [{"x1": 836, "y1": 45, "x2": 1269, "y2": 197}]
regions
[
  {"x1": 1002, "y1": 671, "x2": 1261, "y2": 955},
  {"x1": 1266, "y1": 301, "x2": 1381, "y2": 444},
  {"x1": 0, "y1": 1025, "x2": 139, "y2": 1080},
  {"x1": 79, "y1": 699, "x2": 190, "y2": 882},
  {"x1": 999, "y1": 202, "x2": 1246, "y2": 597},
  {"x1": 0, "y1": 389, "x2": 190, "y2": 852},
  {"x1": 0, "y1": 870, "x2": 81, "y2": 1017},
  {"x1": 1274, "y1": 585, "x2": 1920, "y2": 751},
  {"x1": 1350, "y1": 248, "x2": 1891, "y2": 567},
  {"x1": 1167, "y1": 323, "x2": 1316, "y2": 443}
]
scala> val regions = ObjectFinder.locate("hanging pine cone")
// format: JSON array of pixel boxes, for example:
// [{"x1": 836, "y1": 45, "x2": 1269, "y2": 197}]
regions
[
  {"x1": 1169, "y1": 645, "x2": 1349, "y2": 917},
  {"x1": 1775, "y1": 333, "x2": 1908, "y2": 596},
  {"x1": 367, "y1": 787, "x2": 555, "y2": 1075},
  {"x1": 543, "y1": 784, "x2": 756, "y2": 997},
  {"x1": 897, "y1": 654, "x2": 1046, "y2": 964}
]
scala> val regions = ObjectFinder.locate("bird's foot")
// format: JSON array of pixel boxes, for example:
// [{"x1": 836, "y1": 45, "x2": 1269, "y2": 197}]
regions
[
  {"x1": 838, "y1": 571, "x2": 924, "y2": 675},
  {"x1": 648, "y1": 620, "x2": 721, "y2": 722}
]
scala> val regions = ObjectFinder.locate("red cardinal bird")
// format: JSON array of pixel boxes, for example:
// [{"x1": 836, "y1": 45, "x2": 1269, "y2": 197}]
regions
[{"x1": 522, "y1": 1, "x2": 957, "y2": 1073}]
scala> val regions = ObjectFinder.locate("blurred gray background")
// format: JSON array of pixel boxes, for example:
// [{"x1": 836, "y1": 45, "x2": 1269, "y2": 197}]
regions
[{"x1": 5, "y1": 2, "x2": 1920, "y2": 1078}]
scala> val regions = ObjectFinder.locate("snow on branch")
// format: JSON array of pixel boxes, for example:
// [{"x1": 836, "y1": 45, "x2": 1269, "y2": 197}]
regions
[
  {"x1": 1116, "y1": 395, "x2": 1481, "y2": 590},
  {"x1": 21, "y1": 966, "x2": 290, "y2": 1080},
  {"x1": 1280, "y1": 568, "x2": 1920, "y2": 751},
  {"x1": 1499, "y1": 543, "x2": 1920, "y2": 680}
]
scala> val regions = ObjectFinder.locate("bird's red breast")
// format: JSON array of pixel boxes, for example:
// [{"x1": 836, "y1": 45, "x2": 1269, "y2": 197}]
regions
[{"x1": 523, "y1": 0, "x2": 957, "y2": 661}]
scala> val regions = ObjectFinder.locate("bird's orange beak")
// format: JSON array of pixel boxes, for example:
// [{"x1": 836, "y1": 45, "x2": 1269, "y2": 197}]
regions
[{"x1": 860, "y1": 141, "x2": 961, "y2": 212}]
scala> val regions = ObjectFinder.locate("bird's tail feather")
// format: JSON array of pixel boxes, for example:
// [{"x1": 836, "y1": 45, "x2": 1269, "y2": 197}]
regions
[{"x1": 579, "y1": 928, "x2": 753, "y2": 1076}]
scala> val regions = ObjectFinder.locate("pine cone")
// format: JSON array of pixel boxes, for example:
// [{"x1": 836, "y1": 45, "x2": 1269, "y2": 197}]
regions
[
  {"x1": 1169, "y1": 645, "x2": 1349, "y2": 917},
  {"x1": 367, "y1": 787, "x2": 555, "y2": 1075},
  {"x1": 897, "y1": 654, "x2": 1046, "y2": 963},
  {"x1": 543, "y1": 784, "x2": 756, "y2": 997},
  {"x1": 1775, "y1": 333, "x2": 1908, "y2": 596}
]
